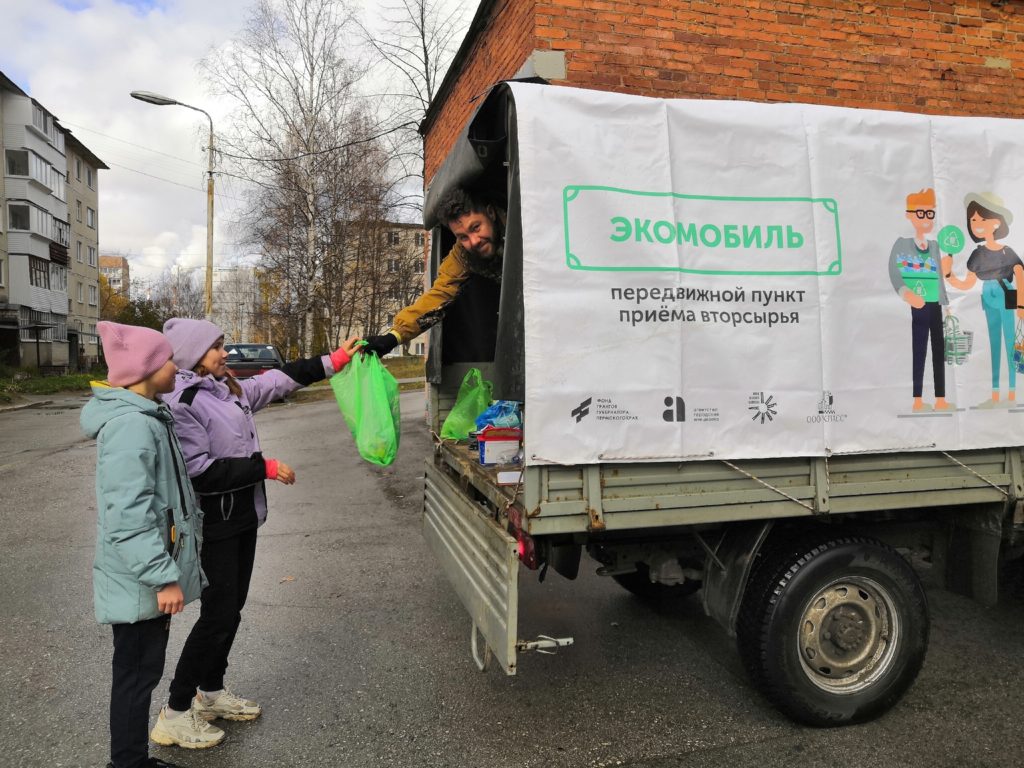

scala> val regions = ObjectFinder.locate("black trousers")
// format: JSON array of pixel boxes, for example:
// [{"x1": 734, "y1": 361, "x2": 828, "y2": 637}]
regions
[
  {"x1": 911, "y1": 302, "x2": 945, "y2": 398},
  {"x1": 168, "y1": 527, "x2": 258, "y2": 711},
  {"x1": 111, "y1": 615, "x2": 170, "y2": 768}
]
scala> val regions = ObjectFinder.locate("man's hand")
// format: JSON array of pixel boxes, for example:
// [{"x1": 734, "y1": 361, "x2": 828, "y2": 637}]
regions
[
  {"x1": 362, "y1": 333, "x2": 399, "y2": 357},
  {"x1": 157, "y1": 583, "x2": 185, "y2": 615}
]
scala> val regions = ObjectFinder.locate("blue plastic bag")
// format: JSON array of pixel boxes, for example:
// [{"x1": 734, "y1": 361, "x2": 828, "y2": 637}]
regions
[{"x1": 475, "y1": 400, "x2": 521, "y2": 430}]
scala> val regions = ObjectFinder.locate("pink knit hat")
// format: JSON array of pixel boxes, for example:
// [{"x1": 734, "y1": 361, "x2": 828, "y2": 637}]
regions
[{"x1": 97, "y1": 321, "x2": 173, "y2": 387}]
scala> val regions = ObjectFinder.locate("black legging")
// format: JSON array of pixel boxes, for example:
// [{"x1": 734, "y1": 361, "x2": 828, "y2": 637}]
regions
[
  {"x1": 168, "y1": 527, "x2": 258, "y2": 711},
  {"x1": 911, "y1": 302, "x2": 945, "y2": 398}
]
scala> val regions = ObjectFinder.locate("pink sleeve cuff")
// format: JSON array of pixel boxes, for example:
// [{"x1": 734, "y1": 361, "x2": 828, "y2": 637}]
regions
[
  {"x1": 329, "y1": 347, "x2": 351, "y2": 374},
  {"x1": 264, "y1": 458, "x2": 279, "y2": 480}
]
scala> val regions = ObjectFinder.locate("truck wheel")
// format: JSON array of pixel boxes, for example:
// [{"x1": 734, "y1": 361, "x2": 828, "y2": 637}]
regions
[
  {"x1": 737, "y1": 536, "x2": 928, "y2": 726},
  {"x1": 612, "y1": 563, "x2": 701, "y2": 600}
]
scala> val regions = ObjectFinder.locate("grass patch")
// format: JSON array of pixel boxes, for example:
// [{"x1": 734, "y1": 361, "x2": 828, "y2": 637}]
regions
[
  {"x1": 0, "y1": 369, "x2": 101, "y2": 401},
  {"x1": 383, "y1": 355, "x2": 425, "y2": 380},
  {"x1": 0, "y1": 355, "x2": 425, "y2": 404}
]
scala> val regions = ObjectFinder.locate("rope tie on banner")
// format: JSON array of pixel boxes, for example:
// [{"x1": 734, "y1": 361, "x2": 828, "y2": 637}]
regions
[
  {"x1": 720, "y1": 459, "x2": 815, "y2": 512},
  {"x1": 940, "y1": 451, "x2": 1009, "y2": 497}
]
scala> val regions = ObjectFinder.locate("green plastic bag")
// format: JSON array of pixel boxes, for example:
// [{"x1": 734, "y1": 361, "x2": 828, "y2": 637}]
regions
[
  {"x1": 440, "y1": 368, "x2": 493, "y2": 440},
  {"x1": 330, "y1": 351, "x2": 401, "y2": 466}
]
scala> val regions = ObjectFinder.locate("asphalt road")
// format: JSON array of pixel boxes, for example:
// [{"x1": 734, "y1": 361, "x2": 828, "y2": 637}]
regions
[{"x1": 0, "y1": 391, "x2": 1022, "y2": 768}]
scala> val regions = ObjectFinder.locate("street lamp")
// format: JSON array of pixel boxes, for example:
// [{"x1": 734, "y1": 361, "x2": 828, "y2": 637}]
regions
[{"x1": 130, "y1": 90, "x2": 215, "y2": 320}]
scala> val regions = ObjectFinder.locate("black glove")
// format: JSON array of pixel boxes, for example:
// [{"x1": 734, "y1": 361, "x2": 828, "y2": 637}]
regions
[{"x1": 362, "y1": 333, "x2": 399, "y2": 357}]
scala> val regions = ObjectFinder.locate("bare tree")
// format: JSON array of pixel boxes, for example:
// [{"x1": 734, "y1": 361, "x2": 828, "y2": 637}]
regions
[
  {"x1": 202, "y1": 0, "x2": 389, "y2": 354},
  {"x1": 358, "y1": 0, "x2": 466, "y2": 211},
  {"x1": 140, "y1": 267, "x2": 205, "y2": 320}
]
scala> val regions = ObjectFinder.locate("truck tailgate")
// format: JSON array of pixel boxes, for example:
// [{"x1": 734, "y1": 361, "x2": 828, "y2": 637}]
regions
[{"x1": 423, "y1": 459, "x2": 520, "y2": 674}]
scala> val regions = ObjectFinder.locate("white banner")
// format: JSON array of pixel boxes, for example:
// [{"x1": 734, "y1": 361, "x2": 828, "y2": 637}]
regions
[{"x1": 512, "y1": 83, "x2": 1024, "y2": 465}]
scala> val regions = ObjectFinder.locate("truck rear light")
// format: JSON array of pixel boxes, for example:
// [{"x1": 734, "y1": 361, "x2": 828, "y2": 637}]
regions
[{"x1": 517, "y1": 531, "x2": 539, "y2": 570}]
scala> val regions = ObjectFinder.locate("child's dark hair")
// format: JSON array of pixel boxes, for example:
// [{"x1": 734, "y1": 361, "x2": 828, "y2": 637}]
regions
[
  {"x1": 966, "y1": 201, "x2": 1010, "y2": 242},
  {"x1": 437, "y1": 187, "x2": 489, "y2": 225}
]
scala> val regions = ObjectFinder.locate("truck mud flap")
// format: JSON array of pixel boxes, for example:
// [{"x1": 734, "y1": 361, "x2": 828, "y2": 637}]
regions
[{"x1": 423, "y1": 460, "x2": 520, "y2": 674}]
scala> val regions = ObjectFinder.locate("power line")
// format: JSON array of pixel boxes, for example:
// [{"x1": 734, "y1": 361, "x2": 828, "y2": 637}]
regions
[
  {"x1": 61, "y1": 120, "x2": 203, "y2": 166},
  {"x1": 216, "y1": 122, "x2": 417, "y2": 163},
  {"x1": 107, "y1": 161, "x2": 251, "y2": 203}
]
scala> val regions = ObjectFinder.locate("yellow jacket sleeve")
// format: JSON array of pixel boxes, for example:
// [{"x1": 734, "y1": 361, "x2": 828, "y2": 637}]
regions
[{"x1": 391, "y1": 243, "x2": 471, "y2": 343}]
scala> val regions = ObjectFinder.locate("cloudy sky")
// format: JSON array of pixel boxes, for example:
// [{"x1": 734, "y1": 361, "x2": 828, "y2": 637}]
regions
[{"x1": 2, "y1": 0, "x2": 473, "y2": 284}]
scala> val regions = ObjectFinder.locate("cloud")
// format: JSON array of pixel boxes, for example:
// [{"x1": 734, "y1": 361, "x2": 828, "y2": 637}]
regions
[
  {"x1": 4, "y1": 0, "x2": 475, "y2": 285},
  {"x1": 3, "y1": 0, "x2": 258, "y2": 282}
]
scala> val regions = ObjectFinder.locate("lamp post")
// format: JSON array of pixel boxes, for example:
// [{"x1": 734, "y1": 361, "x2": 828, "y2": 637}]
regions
[{"x1": 130, "y1": 90, "x2": 215, "y2": 320}]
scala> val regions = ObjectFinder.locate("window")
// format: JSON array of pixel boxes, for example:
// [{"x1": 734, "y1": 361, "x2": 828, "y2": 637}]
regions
[
  {"x1": 8, "y1": 203, "x2": 30, "y2": 230},
  {"x1": 32, "y1": 104, "x2": 47, "y2": 134},
  {"x1": 388, "y1": 258, "x2": 401, "y2": 272},
  {"x1": 387, "y1": 230, "x2": 400, "y2": 246},
  {"x1": 52, "y1": 171, "x2": 65, "y2": 202},
  {"x1": 76, "y1": 282, "x2": 83, "y2": 303},
  {"x1": 76, "y1": 200, "x2": 82, "y2": 222},
  {"x1": 86, "y1": 207, "x2": 95, "y2": 228},
  {"x1": 76, "y1": 241, "x2": 82, "y2": 263},
  {"x1": 87, "y1": 167, "x2": 94, "y2": 188},
  {"x1": 29, "y1": 257, "x2": 50, "y2": 289},
  {"x1": 415, "y1": 232, "x2": 425, "y2": 247},
  {"x1": 75, "y1": 158, "x2": 82, "y2": 181},
  {"x1": 0, "y1": 257, "x2": 4, "y2": 287},
  {"x1": 87, "y1": 246, "x2": 96, "y2": 267},
  {"x1": 50, "y1": 263, "x2": 67, "y2": 293},
  {"x1": 6, "y1": 149, "x2": 28, "y2": 176},
  {"x1": 52, "y1": 218, "x2": 69, "y2": 246},
  {"x1": 389, "y1": 287, "x2": 402, "y2": 301},
  {"x1": 415, "y1": 259, "x2": 425, "y2": 274},
  {"x1": 88, "y1": 284, "x2": 98, "y2": 306}
]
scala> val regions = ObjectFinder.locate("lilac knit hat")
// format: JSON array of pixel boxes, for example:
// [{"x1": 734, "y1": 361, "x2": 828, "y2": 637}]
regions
[
  {"x1": 162, "y1": 317, "x2": 225, "y2": 371},
  {"x1": 97, "y1": 321, "x2": 173, "y2": 387}
]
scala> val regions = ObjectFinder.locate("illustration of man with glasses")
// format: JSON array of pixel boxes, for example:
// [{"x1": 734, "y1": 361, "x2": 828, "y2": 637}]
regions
[{"x1": 888, "y1": 188, "x2": 953, "y2": 412}]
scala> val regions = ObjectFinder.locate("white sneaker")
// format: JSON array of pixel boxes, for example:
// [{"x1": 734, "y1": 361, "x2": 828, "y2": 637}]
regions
[
  {"x1": 150, "y1": 707, "x2": 225, "y2": 749},
  {"x1": 192, "y1": 687, "x2": 262, "y2": 722}
]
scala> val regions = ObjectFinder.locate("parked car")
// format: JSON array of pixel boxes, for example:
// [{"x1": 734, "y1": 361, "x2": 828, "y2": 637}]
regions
[{"x1": 224, "y1": 343, "x2": 285, "y2": 378}]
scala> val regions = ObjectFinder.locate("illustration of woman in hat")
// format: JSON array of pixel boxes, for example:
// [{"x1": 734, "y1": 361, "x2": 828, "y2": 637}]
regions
[{"x1": 943, "y1": 192, "x2": 1024, "y2": 407}]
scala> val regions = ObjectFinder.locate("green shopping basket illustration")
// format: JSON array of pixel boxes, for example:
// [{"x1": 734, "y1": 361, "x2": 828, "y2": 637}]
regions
[{"x1": 944, "y1": 313, "x2": 972, "y2": 366}]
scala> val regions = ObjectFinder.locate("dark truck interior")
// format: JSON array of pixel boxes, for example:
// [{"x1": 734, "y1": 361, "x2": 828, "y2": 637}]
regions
[{"x1": 422, "y1": 81, "x2": 537, "y2": 403}]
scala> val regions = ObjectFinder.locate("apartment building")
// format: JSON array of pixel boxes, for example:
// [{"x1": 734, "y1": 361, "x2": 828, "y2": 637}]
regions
[
  {"x1": 98, "y1": 254, "x2": 129, "y2": 298},
  {"x1": 67, "y1": 134, "x2": 108, "y2": 370},
  {"x1": 1, "y1": 71, "x2": 104, "y2": 370},
  {"x1": 380, "y1": 222, "x2": 428, "y2": 356}
]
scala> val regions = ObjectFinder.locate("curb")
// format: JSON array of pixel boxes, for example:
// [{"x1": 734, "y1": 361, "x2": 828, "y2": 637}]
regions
[{"x1": 0, "y1": 399, "x2": 54, "y2": 414}]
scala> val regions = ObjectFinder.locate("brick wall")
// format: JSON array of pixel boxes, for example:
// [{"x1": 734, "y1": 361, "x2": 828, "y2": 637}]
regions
[
  {"x1": 425, "y1": 1, "x2": 1024, "y2": 185},
  {"x1": 423, "y1": 0, "x2": 537, "y2": 182}
]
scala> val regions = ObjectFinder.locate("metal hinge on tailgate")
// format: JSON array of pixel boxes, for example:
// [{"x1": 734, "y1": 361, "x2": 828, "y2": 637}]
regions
[{"x1": 471, "y1": 624, "x2": 574, "y2": 671}]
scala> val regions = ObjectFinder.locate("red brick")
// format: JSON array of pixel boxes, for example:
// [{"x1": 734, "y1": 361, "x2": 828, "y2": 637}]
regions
[{"x1": 425, "y1": 0, "x2": 1024, "y2": 185}]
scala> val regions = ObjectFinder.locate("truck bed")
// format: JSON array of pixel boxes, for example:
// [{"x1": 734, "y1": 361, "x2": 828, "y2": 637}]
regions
[{"x1": 433, "y1": 440, "x2": 1024, "y2": 536}]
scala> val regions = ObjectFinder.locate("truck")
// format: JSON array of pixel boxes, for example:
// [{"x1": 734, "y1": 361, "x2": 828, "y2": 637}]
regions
[{"x1": 417, "y1": 81, "x2": 1024, "y2": 726}]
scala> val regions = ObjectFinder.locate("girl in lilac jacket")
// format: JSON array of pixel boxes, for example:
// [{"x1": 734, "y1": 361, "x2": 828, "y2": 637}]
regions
[{"x1": 149, "y1": 318, "x2": 358, "y2": 749}]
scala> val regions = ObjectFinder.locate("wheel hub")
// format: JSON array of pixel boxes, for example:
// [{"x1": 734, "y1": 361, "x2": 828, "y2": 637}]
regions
[{"x1": 798, "y1": 577, "x2": 899, "y2": 693}]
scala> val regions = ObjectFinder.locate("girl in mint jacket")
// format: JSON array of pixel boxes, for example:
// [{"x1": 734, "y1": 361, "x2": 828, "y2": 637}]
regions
[
  {"x1": 81, "y1": 321, "x2": 217, "y2": 768},
  {"x1": 81, "y1": 381, "x2": 205, "y2": 624}
]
